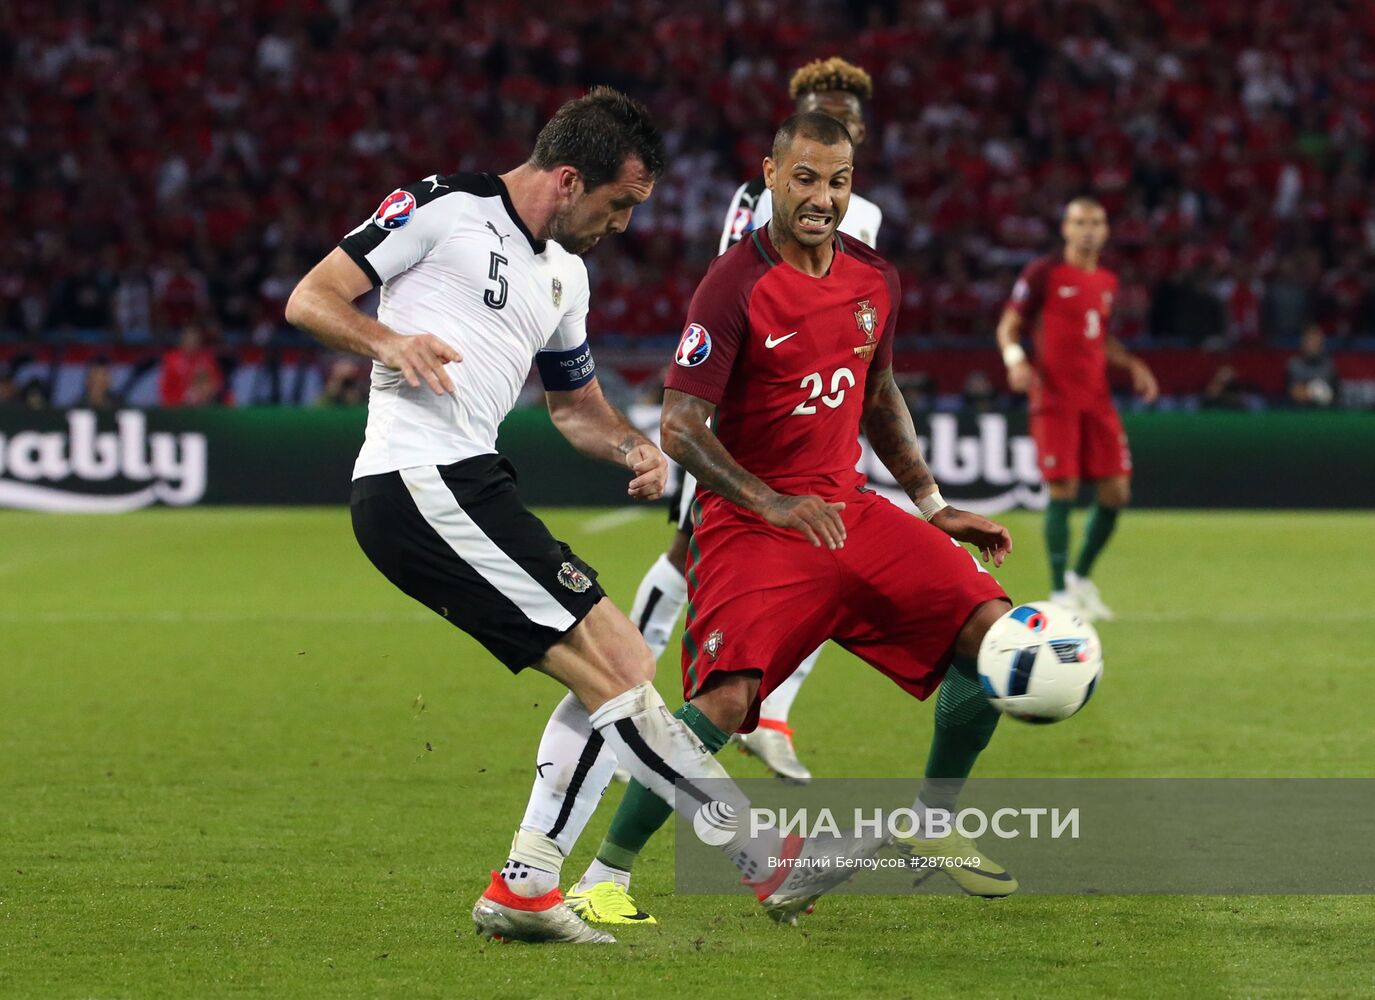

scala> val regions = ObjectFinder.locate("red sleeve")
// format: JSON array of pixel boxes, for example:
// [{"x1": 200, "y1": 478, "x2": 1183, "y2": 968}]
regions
[
  {"x1": 1006, "y1": 255, "x2": 1052, "y2": 319},
  {"x1": 874, "y1": 262, "x2": 900, "y2": 370},
  {"x1": 663, "y1": 254, "x2": 756, "y2": 405}
]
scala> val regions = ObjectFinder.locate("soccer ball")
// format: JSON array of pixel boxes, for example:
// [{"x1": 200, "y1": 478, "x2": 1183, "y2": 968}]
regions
[{"x1": 977, "y1": 602, "x2": 1103, "y2": 723}]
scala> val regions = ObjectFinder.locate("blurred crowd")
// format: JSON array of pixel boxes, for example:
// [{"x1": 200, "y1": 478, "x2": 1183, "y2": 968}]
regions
[{"x1": 4, "y1": 0, "x2": 1375, "y2": 404}]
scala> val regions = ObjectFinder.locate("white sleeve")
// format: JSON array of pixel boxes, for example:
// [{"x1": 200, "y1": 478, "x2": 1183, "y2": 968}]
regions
[
  {"x1": 752, "y1": 188, "x2": 773, "y2": 233},
  {"x1": 338, "y1": 184, "x2": 454, "y2": 286},
  {"x1": 535, "y1": 262, "x2": 596, "y2": 390},
  {"x1": 544, "y1": 262, "x2": 591, "y2": 352}
]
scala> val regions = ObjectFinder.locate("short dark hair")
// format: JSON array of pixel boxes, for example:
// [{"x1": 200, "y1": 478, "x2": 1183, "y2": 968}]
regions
[
  {"x1": 530, "y1": 86, "x2": 666, "y2": 190},
  {"x1": 771, "y1": 111, "x2": 855, "y2": 161}
]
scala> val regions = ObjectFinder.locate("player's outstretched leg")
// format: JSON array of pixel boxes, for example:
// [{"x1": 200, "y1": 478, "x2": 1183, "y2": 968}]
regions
[
  {"x1": 901, "y1": 598, "x2": 1020, "y2": 898},
  {"x1": 573, "y1": 670, "x2": 882, "y2": 925},
  {"x1": 733, "y1": 644, "x2": 822, "y2": 783},
  {"x1": 1066, "y1": 475, "x2": 1128, "y2": 621},
  {"x1": 570, "y1": 699, "x2": 733, "y2": 925},
  {"x1": 475, "y1": 600, "x2": 786, "y2": 942}
]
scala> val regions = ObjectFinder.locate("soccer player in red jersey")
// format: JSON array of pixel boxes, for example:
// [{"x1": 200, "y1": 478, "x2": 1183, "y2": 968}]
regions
[
  {"x1": 569, "y1": 113, "x2": 1022, "y2": 923},
  {"x1": 997, "y1": 197, "x2": 1159, "y2": 619}
]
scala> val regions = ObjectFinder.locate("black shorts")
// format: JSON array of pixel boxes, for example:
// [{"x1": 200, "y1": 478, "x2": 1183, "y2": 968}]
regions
[{"x1": 350, "y1": 455, "x2": 605, "y2": 672}]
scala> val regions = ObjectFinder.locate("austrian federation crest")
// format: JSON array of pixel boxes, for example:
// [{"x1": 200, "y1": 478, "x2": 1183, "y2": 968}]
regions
[
  {"x1": 853, "y1": 299, "x2": 879, "y2": 359},
  {"x1": 557, "y1": 561, "x2": 592, "y2": 593},
  {"x1": 552, "y1": 277, "x2": 562, "y2": 308},
  {"x1": 704, "y1": 629, "x2": 725, "y2": 661}
]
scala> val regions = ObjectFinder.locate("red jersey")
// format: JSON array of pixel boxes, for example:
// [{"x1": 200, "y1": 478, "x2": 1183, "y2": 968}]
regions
[
  {"x1": 1007, "y1": 253, "x2": 1119, "y2": 409},
  {"x1": 664, "y1": 227, "x2": 897, "y2": 503}
]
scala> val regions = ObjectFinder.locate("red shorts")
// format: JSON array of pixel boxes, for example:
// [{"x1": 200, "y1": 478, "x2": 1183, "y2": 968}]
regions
[
  {"x1": 1030, "y1": 402, "x2": 1132, "y2": 482},
  {"x1": 682, "y1": 489, "x2": 1008, "y2": 732}
]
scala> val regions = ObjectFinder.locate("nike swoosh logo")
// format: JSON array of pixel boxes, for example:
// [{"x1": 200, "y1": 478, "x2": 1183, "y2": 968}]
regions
[{"x1": 765, "y1": 331, "x2": 799, "y2": 348}]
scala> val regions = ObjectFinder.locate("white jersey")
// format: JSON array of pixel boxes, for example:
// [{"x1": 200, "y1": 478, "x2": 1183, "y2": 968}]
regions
[
  {"x1": 718, "y1": 177, "x2": 883, "y2": 254},
  {"x1": 340, "y1": 173, "x2": 594, "y2": 479}
]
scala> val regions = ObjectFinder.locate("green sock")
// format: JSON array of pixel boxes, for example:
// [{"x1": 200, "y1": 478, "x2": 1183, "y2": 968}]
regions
[
  {"x1": 1073, "y1": 505, "x2": 1120, "y2": 579},
  {"x1": 920, "y1": 656, "x2": 1000, "y2": 813},
  {"x1": 595, "y1": 702, "x2": 731, "y2": 872},
  {"x1": 1044, "y1": 498, "x2": 1073, "y2": 592}
]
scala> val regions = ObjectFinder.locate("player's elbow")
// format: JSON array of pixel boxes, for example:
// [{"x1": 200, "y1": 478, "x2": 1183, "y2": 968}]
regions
[
  {"x1": 283, "y1": 280, "x2": 312, "y2": 331},
  {"x1": 658, "y1": 410, "x2": 693, "y2": 465}
]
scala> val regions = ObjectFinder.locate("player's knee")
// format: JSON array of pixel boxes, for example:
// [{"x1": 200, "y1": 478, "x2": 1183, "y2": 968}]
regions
[
  {"x1": 1048, "y1": 479, "x2": 1079, "y2": 502},
  {"x1": 1100, "y1": 478, "x2": 1130, "y2": 508},
  {"x1": 692, "y1": 672, "x2": 759, "y2": 734},
  {"x1": 956, "y1": 598, "x2": 1013, "y2": 659}
]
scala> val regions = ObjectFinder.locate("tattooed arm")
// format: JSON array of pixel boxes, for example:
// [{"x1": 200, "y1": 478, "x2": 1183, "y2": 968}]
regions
[
  {"x1": 860, "y1": 366, "x2": 1012, "y2": 565},
  {"x1": 546, "y1": 378, "x2": 667, "y2": 501},
  {"x1": 661, "y1": 388, "x2": 848, "y2": 549},
  {"x1": 859, "y1": 364, "x2": 939, "y2": 503}
]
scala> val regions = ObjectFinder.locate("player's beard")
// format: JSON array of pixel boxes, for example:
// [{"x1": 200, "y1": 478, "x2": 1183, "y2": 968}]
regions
[{"x1": 548, "y1": 206, "x2": 602, "y2": 256}]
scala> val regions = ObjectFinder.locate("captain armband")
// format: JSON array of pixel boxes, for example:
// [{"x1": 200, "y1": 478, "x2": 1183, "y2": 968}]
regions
[{"x1": 536, "y1": 341, "x2": 597, "y2": 390}]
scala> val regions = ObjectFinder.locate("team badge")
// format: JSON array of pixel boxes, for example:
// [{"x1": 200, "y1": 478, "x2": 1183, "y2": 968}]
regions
[
  {"x1": 552, "y1": 277, "x2": 562, "y2": 308},
  {"x1": 675, "y1": 323, "x2": 712, "y2": 367},
  {"x1": 557, "y1": 561, "x2": 592, "y2": 593},
  {"x1": 373, "y1": 189, "x2": 417, "y2": 230},
  {"x1": 704, "y1": 629, "x2": 724, "y2": 661},
  {"x1": 853, "y1": 300, "x2": 879, "y2": 359}
]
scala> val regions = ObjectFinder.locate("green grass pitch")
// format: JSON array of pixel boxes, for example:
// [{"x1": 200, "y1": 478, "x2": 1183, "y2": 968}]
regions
[{"x1": 2, "y1": 507, "x2": 1373, "y2": 999}]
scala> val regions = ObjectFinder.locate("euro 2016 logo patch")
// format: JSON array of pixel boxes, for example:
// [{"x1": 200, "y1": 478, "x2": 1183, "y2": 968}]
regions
[
  {"x1": 675, "y1": 324, "x2": 712, "y2": 367},
  {"x1": 373, "y1": 189, "x2": 416, "y2": 230},
  {"x1": 557, "y1": 561, "x2": 592, "y2": 593}
]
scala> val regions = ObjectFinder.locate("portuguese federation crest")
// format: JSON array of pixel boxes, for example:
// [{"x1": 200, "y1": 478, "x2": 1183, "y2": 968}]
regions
[
  {"x1": 853, "y1": 299, "x2": 879, "y2": 359},
  {"x1": 557, "y1": 561, "x2": 592, "y2": 593},
  {"x1": 704, "y1": 629, "x2": 725, "y2": 661}
]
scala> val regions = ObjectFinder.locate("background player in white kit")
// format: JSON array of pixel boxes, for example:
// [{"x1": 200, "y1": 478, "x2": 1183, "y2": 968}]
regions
[
  {"x1": 628, "y1": 58, "x2": 881, "y2": 785},
  {"x1": 285, "y1": 89, "x2": 857, "y2": 944}
]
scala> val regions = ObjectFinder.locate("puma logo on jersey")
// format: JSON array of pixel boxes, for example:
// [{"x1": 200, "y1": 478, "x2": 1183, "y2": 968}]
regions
[
  {"x1": 485, "y1": 221, "x2": 510, "y2": 248},
  {"x1": 423, "y1": 174, "x2": 450, "y2": 193},
  {"x1": 764, "y1": 331, "x2": 798, "y2": 348},
  {"x1": 1057, "y1": 286, "x2": 1079, "y2": 298}
]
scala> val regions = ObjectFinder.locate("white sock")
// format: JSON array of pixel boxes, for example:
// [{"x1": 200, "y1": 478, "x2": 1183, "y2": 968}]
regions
[
  {"x1": 589, "y1": 682, "x2": 779, "y2": 883},
  {"x1": 516, "y1": 692, "x2": 619, "y2": 858},
  {"x1": 576, "y1": 857, "x2": 631, "y2": 892},
  {"x1": 502, "y1": 831, "x2": 561, "y2": 897},
  {"x1": 628, "y1": 554, "x2": 688, "y2": 661},
  {"x1": 758, "y1": 644, "x2": 823, "y2": 723}
]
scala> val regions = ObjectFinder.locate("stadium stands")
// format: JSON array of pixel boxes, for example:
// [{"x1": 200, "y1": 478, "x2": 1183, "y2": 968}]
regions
[{"x1": 4, "y1": 0, "x2": 1374, "y2": 404}]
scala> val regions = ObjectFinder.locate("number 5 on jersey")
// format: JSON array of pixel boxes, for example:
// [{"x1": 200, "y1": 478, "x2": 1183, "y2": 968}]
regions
[
  {"x1": 792, "y1": 367, "x2": 855, "y2": 415},
  {"x1": 484, "y1": 251, "x2": 508, "y2": 310}
]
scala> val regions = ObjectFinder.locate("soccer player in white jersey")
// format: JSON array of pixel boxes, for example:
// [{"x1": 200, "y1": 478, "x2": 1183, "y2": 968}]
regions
[
  {"x1": 625, "y1": 59, "x2": 882, "y2": 791},
  {"x1": 287, "y1": 89, "x2": 869, "y2": 944}
]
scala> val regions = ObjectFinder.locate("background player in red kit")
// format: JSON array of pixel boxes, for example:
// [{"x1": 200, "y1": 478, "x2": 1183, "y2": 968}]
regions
[
  {"x1": 569, "y1": 113, "x2": 1021, "y2": 922},
  {"x1": 997, "y1": 197, "x2": 1159, "y2": 619}
]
